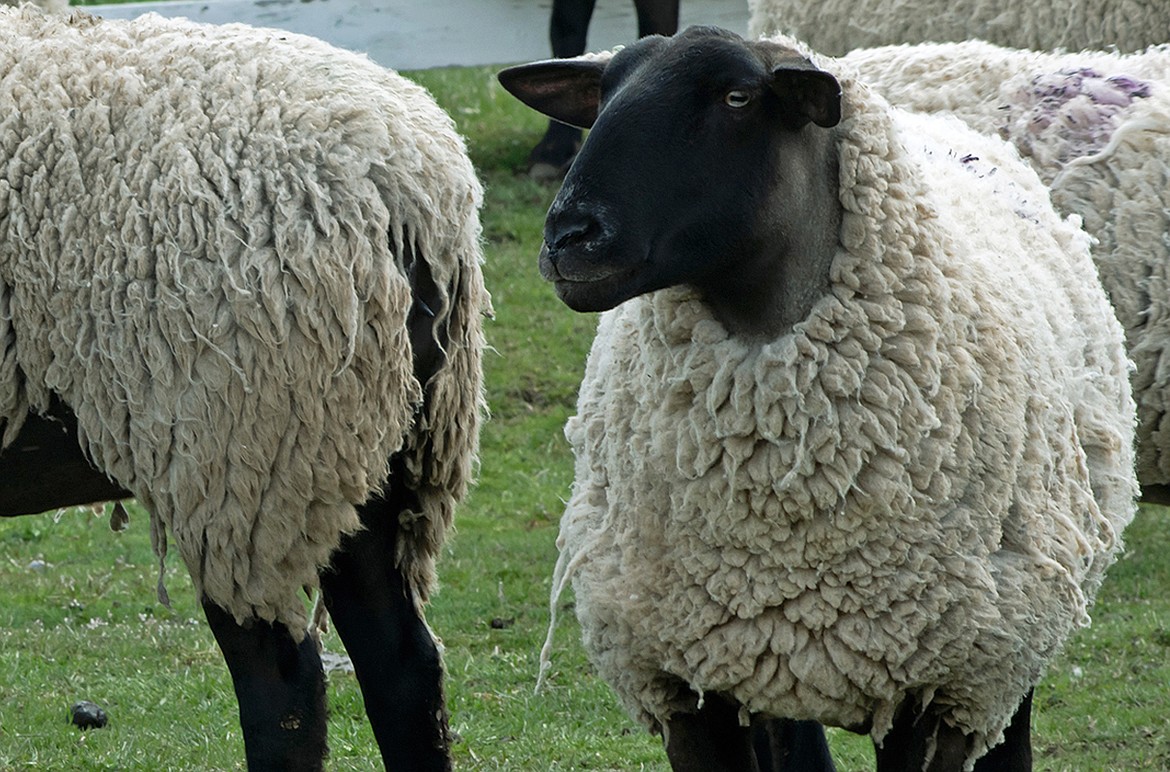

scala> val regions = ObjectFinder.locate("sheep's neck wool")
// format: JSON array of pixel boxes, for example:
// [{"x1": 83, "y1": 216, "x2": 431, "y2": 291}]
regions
[
  {"x1": 0, "y1": 9, "x2": 490, "y2": 634},
  {"x1": 548, "y1": 58, "x2": 1136, "y2": 767}
]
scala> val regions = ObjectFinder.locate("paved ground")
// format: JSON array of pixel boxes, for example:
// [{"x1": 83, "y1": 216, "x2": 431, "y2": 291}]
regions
[{"x1": 86, "y1": 0, "x2": 749, "y2": 71}]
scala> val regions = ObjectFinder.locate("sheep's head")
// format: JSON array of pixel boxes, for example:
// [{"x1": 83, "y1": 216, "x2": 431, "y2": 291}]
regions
[{"x1": 498, "y1": 26, "x2": 843, "y2": 338}]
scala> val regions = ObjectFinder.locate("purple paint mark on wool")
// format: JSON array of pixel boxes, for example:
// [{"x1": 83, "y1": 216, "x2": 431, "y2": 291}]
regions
[{"x1": 1004, "y1": 68, "x2": 1153, "y2": 167}]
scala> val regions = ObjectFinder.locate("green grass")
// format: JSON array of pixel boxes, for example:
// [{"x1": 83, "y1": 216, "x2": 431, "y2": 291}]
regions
[{"x1": 1, "y1": 64, "x2": 1167, "y2": 770}]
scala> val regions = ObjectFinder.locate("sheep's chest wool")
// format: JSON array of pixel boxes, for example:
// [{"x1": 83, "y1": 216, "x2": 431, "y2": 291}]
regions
[
  {"x1": 0, "y1": 9, "x2": 489, "y2": 632},
  {"x1": 552, "y1": 64, "x2": 1136, "y2": 765}
]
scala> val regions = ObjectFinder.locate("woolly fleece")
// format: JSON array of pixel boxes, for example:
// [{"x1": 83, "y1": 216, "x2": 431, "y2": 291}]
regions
[
  {"x1": 0, "y1": 9, "x2": 489, "y2": 633},
  {"x1": 549, "y1": 47, "x2": 1137, "y2": 768},
  {"x1": 3, "y1": 0, "x2": 68, "y2": 12},
  {"x1": 843, "y1": 40, "x2": 1170, "y2": 487},
  {"x1": 748, "y1": 0, "x2": 1170, "y2": 56}
]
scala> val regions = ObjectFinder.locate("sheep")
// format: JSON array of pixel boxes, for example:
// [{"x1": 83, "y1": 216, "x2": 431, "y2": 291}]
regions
[
  {"x1": 747, "y1": 0, "x2": 1170, "y2": 57},
  {"x1": 0, "y1": 8, "x2": 489, "y2": 770},
  {"x1": 840, "y1": 40, "x2": 1170, "y2": 503},
  {"x1": 498, "y1": 25, "x2": 1138, "y2": 771},
  {"x1": 2, "y1": 0, "x2": 68, "y2": 13}
]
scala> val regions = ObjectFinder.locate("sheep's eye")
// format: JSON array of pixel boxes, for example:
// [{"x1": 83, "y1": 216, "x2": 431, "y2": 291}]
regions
[{"x1": 725, "y1": 90, "x2": 752, "y2": 108}]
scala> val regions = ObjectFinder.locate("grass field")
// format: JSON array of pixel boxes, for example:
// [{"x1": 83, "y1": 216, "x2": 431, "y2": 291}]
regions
[{"x1": 0, "y1": 64, "x2": 1168, "y2": 771}]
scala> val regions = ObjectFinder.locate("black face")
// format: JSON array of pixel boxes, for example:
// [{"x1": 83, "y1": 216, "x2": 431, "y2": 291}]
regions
[{"x1": 498, "y1": 27, "x2": 842, "y2": 332}]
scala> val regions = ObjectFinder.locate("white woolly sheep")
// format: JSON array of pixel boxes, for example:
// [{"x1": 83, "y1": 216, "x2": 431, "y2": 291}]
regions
[
  {"x1": 2, "y1": 0, "x2": 68, "y2": 13},
  {"x1": 0, "y1": 8, "x2": 489, "y2": 770},
  {"x1": 499, "y1": 26, "x2": 1137, "y2": 771},
  {"x1": 842, "y1": 40, "x2": 1170, "y2": 502},
  {"x1": 747, "y1": 0, "x2": 1170, "y2": 56}
]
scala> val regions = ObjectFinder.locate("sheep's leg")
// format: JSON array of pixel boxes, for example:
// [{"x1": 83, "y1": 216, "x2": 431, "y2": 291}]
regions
[
  {"x1": 318, "y1": 483, "x2": 452, "y2": 772},
  {"x1": 875, "y1": 691, "x2": 1033, "y2": 771},
  {"x1": 973, "y1": 690, "x2": 1032, "y2": 771},
  {"x1": 0, "y1": 395, "x2": 131, "y2": 517},
  {"x1": 875, "y1": 696, "x2": 969, "y2": 771},
  {"x1": 631, "y1": 0, "x2": 679, "y2": 38},
  {"x1": 202, "y1": 602, "x2": 328, "y2": 772},
  {"x1": 663, "y1": 693, "x2": 756, "y2": 771},
  {"x1": 751, "y1": 716, "x2": 836, "y2": 771}
]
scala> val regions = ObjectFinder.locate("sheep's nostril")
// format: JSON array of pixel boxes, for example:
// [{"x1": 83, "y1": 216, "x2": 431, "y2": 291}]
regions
[{"x1": 545, "y1": 206, "x2": 603, "y2": 252}]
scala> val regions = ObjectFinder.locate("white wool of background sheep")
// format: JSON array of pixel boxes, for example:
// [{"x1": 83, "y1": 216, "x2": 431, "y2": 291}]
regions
[
  {"x1": 1, "y1": 0, "x2": 67, "y2": 13},
  {"x1": 0, "y1": 8, "x2": 489, "y2": 633},
  {"x1": 842, "y1": 40, "x2": 1170, "y2": 489},
  {"x1": 747, "y1": 0, "x2": 1170, "y2": 56},
  {"x1": 548, "y1": 54, "x2": 1137, "y2": 766}
]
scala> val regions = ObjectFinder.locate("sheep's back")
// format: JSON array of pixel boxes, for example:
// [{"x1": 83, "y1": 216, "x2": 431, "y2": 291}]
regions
[
  {"x1": 748, "y1": 0, "x2": 1170, "y2": 56},
  {"x1": 0, "y1": 8, "x2": 488, "y2": 631}
]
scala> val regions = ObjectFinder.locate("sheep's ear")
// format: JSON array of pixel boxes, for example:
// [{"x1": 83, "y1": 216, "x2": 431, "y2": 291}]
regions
[
  {"x1": 770, "y1": 61, "x2": 841, "y2": 129},
  {"x1": 497, "y1": 57, "x2": 610, "y2": 129}
]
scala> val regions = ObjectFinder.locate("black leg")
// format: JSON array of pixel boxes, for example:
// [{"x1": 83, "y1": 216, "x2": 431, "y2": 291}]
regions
[
  {"x1": 632, "y1": 0, "x2": 679, "y2": 38},
  {"x1": 0, "y1": 395, "x2": 131, "y2": 517},
  {"x1": 974, "y1": 690, "x2": 1033, "y2": 772},
  {"x1": 549, "y1": 0, "x2": 597, "y2": 57},
  {"x1": 875, "y1": 697, "x2": 973, "y2": 772},
  {"x1": 319, "y1": 483, "x2": 452, "y2": 772},
  {"x1": 663, "y1": 693, "x2": 756, "y2": 772},
  {"x1": 526, "y1": 121, "x2": 585, "y2": 179},
  {"x1": 202, "y1": 601, "x2": 328, "y2": 772},
  {"x1": 752, "y1": 716, "x2": 836, "y2": 771}
]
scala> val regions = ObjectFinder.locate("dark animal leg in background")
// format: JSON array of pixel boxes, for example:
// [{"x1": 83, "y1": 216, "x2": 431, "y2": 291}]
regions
[
  {"x1": 319, "y1": 481, "x2": 452, "y2": 772},
  {"x1": 632, "y1": 0, "x2": 680, "y2": 37},
  {"x1": 529, "y1": 0, "x2": 681, "y2": 179},
  {"x1": 752, "y1": 716, "x2": 837, "y2": 771},
  {"x1": 973, "y1": 690, "x2": 1033, "y2": 772},
  {"x1": 663, "y1": 693, "x2": 757, "y2": 772},
  {"x1": 0, "y1": 394, "x2": 131, "y2": 517},
  {"x1": 1140, "y1": 484, "x2": 1170, "y2": 505},
  {"x1": 549, "y1": 0, "x2": 597, "y2": 56},
  {"x1": 202, "y1": 602, "x2": 328, "y2": 772}
]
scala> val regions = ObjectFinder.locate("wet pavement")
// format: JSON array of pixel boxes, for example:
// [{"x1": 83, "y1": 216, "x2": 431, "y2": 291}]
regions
[{"x1": 86, "y1": 0, "x2": 749, "y2": 70}]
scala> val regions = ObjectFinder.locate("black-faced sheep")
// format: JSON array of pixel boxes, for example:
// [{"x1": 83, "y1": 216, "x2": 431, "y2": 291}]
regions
[
  {"x1": 499, "y1": 26, "x2": 1137, "y2": 771},
  {"x1": 0, "y1": 9, "x2": 489, "y2": 770}
]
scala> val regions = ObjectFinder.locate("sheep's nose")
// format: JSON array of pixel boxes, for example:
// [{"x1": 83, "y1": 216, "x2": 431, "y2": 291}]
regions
[{"x1": 544, "y1": 204, "x2": 604, "y2": 254}]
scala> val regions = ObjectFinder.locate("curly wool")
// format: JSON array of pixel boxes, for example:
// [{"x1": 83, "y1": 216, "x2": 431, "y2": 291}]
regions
[
  {"x1": 548, "y1": 51, "x2": 1136, "y2": 767},
  {"x1": 0, "y1": 9, "x2": 489, "y2": 633},
  {"x1": 748, "y1": 0, "x2": 1170, "y2": 56},
  {"x1": 844, "y1": 40, "x2": 1170, "y2": 487},
  {"x1": 2, "y1": 0, "x2": 68, "y2": 12}
]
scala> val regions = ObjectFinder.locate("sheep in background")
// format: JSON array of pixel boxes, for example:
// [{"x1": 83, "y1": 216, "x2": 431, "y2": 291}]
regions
[
  {"x1": 842, "y1": 40, "x2": 1170, "y2": 502},
  {"x1": 747, "y1": 0, "x2": 1170, "y2": 56},
  {"x1": 2, "y1": 0, "x2": 68, "y2": 12},
  {"x1": 0, "y1": 9, "x2": 489, "y2": 770},
  {"x1": 499, "y1": 26, "x2": 1137, "y2": 771}
]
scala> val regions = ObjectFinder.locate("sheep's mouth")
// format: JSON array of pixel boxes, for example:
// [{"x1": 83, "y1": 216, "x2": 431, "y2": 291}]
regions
[{"x1": 539, "y1": 242, "x2": 644, "y2": 312}]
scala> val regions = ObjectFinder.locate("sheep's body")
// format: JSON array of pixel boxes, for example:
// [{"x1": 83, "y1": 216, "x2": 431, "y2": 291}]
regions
[
  {"x1": 0, "y1": 11, "x2": 489, "y2": 765},
  {"x1": 0, "y1": 8, "x2": 488, "y2": 634},
  {"x1": 843, "y1": 40, "x2": 1170, "y2": 492},
  {"x1": 550, "y1": 49, "x2": 1136, "y2": 767},
  {"x1": 748, "y1": 0, "x2": 1170, "y2": 56}
]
